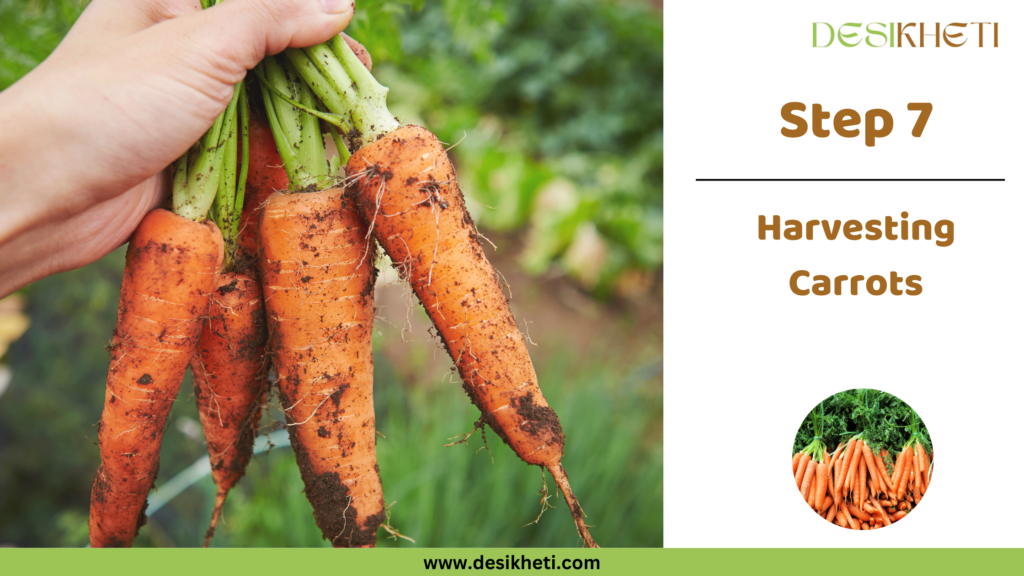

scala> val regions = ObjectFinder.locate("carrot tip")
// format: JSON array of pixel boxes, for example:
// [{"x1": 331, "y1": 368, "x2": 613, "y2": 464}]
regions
[
  {"x1": 546, "y1": 462, "x2": 599, "y2": 548},
  {"x1": 204, "y1": 491, "x2": 228, "y2": 548}
]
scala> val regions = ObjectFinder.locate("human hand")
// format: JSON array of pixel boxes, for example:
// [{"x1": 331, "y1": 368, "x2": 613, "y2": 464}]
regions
[{"x1": 0, "y1": 0, "x2": 370, "y2": 297}]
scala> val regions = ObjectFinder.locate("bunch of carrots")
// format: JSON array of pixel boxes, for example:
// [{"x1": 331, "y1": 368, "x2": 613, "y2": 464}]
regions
[
  {"x1": 87, "y1": 3, "x2": 595, "y2": 548},
  {"x1": 793, "y1": 409, "x2": 933, "y2": 530}
]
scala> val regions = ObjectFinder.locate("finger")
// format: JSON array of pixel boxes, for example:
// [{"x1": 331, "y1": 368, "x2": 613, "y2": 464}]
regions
[
  {"x1": 343, "y1": 33, "x2": 372, "y2": 71},
  {"x1": 10, "y1": 0, "x2": 356, "y2": 235},
  {"x1": 219, "y1": 0, "x2": 357, "y2": 60},
  {"x1": 126, "y1": 0, "x2": 355, "y2": 99},
  {"x1": 48, "y1": 0, "x2": 356, "y2": 202},
  {"x1": 0, "y1": 174, "x2": 166, "y2": 297},
  {"x1": 51, "y1": 0, "x2": 200, "y2": 62}
]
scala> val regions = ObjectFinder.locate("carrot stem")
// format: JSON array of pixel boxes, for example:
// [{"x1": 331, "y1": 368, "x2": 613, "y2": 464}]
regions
[
  {"x1": 258, "y1": 56, "x2": 332, "y2": 190},
  {"x1": 169, "y1": 56, "x2": 248, "y2": 267},
  {"x1": 284, "y1": 37, "x2": 400, "y2": 145}
]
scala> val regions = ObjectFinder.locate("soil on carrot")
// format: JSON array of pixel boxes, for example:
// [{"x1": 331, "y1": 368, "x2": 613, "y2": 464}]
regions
[
  {"x1": 233, "y1": 326, "x2": 266, "y2": 363},
  {"x1": 89, "y1": 464, "x2": 153, "y2": 546},
  {"x1": 217, "y1": 279, "x2": 239, "y2": 295},
  {"x1": 203, "y1": 524, "x2": 216, "y2": 545},
  {"x1": 212, "y1": 410, "x2": 259, "y2": 484},
  {"x1": 287, "y1": 428, "x2": 384, "y2": 547},
  {"x1": 233, "y1": 249, "x2": 260, "y2": 276},
  {"x1": 345, "y1": 127, "x2": 363, "y2": 151},
  {"x1": 511, "y1": 391, "x2": 564, "y2": 446},
  {"x1": 130, "y1": 237, "x2": 210, "y2": 318},
  {"x1": 90, "y1": 466, "x2": 109, "y2": 505}
]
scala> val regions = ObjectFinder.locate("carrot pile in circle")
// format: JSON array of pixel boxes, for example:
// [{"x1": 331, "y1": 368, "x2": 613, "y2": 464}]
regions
[{"x1": 795, "y1": 436, "x2": 932, "y2": 529}]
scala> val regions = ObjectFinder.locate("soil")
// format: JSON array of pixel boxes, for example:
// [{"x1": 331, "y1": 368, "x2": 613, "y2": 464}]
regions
[
  {"x1": 511, "y1": 391, "x2": 564, "y2": 447},
  {"x1": 287, "y1": 425, "x2": 384, "y2": 547}
]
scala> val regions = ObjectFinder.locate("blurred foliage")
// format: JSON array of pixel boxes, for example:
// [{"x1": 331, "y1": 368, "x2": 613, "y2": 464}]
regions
[
  {"x1": 0, "y1": 0, "x2": 663, "y2": 548},
  {"x1": 792, "y1": 390, "x2": 932, "y2": 457},
  {"x1": 0, "y1": 295, "x2": 30, "y2": 357},
  {"x1": 0, "y1": 0, "x2": 86, "y2": 90}
]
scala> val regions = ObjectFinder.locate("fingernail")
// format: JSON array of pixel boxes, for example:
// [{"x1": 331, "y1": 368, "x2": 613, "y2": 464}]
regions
[{"x1": 322, "y1": 0, "x2": 352, "y2": 15}]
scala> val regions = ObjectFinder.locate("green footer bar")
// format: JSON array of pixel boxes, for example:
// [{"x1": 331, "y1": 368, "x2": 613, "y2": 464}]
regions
[{"x1": 1, "y1": 549, "x2": 1020, "y2": 575}]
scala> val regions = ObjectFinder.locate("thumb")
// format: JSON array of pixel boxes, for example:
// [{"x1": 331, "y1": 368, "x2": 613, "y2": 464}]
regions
[
  {"x1": 208, "y1": 0, "x2": 357, "y2": 69},
  {"x1": 135, "y1": 0, "x2": 356, "y2": 103},
  {"x1": 46, "y1": 0, "x2": 356, "y2": 210}
]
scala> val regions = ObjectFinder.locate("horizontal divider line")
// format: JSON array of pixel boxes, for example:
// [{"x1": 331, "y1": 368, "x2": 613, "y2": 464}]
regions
[{"x1": 695, "y1": 178, "x2": 1004, "y2": 182}]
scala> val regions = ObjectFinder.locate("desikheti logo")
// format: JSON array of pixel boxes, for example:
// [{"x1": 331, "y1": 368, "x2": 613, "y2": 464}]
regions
[{"x1": 812, "y1": 22, "x2": 998, "y2": 47}]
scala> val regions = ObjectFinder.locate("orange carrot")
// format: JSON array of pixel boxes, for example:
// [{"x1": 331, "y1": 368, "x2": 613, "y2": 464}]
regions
[
  {"x1": 870, "y1": 496, "x2": 892, "y2": 527},
  {"x1": 917, "y1": 440, "x2": 925, "y2": 491},
  {"x1": 89, "y1": 210, "x2": 224, "y2": 547},
  {"x1": 858, "y1": 458, "x2": 868, "y2": 508},
  {"x1": 848, "y1": 504, "x2": 871, "y2": 522},
  {"x1": 844, "y1": 439, "x2": 863, "y2": 495},
  {"x1": 800, "y1": 460, "x2": 817, "y2": 502},
  {"x1": 837, "y1": 440, "x2": 855, "y2": 496},
  {"x1": 814, "y1": 456, "x2": 828, "y2": 511},
  {"x1": 892, "y1": 447, "x2": 908, "y2": 497},
  {"x1": 191, "y1": 272, "x2": 268, "y2": 546},
  {"x1": 915, "y1": 442, "x2": 929, "y2": 495},
  {"x1": 840, "y1": 502, "x2": 854, "y2": 526},
  {"x1": 853, "y1": 460, "x2": 862, "y2": 508},
  {"x1": 873, "y1": 451, "x2": 895, "y2": 494},
  {"x1": 860, "y1": 438, "x2": 884, "y2": 494},
  {"x1": 297, "y1": 35, "x2": 589, "y2": 544},
  {"x1": 896, "y1": 447, "x2": 912, "y2": 501},
  {"x1": 827, "y1": 443, "x2": 844, "y2": 499},
  {"x1": 259, "y1": 188, "x2": 384, "y2": 547},
  {"x1": 236, "y1": 102, "x2": 289, "y2": 266},
  {"x1": 891, "y1": 448, "x2": 905, "y2": 483},
  {"x1": 348, "y1": 125, "x2": 594, "y2": 545},
  {"x1": 825, "y1": 503, "x2": 837, "y2": 523},
  {"x1": 793, "y1": 452, "x2": 803, "y2": 476},
  {"x1": 795, "y1": 452, "x2": 811, "y2": 488},
  {"x1": 821, "y1": 449, "x2": 832, "y2": 499}
]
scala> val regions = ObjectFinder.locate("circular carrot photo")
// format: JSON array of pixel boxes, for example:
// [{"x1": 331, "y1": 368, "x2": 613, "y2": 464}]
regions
[{"x1": 792, "y1": 389, "x2": 933, "y2": 530}]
